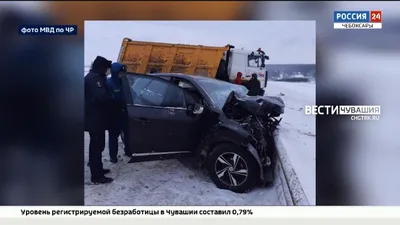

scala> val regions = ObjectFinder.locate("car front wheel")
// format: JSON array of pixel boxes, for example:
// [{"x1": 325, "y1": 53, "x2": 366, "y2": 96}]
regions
[{"x1": 207, "y1": 143, "x2": 260, "y2": 193}]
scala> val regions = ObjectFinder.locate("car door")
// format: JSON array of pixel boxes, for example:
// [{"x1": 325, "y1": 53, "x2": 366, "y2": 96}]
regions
[{"x1": 121, "y1": 73, "x2": 201, "y2": 160}]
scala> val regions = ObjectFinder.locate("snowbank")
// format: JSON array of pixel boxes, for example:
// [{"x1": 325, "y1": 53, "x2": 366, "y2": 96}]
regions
[{"x1": 265, "y1": 81, "x2": 316, "y2": 205}]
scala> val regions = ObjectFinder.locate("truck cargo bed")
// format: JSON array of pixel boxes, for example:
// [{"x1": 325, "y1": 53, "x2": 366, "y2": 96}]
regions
[{"x1": 118, "y1": 38, "x2": 229, "y2": 78}]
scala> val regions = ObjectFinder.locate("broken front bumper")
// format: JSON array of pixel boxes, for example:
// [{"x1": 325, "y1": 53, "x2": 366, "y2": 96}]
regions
[{"x1": 246, "y1": 142, "x2": 275, "y2": 184}]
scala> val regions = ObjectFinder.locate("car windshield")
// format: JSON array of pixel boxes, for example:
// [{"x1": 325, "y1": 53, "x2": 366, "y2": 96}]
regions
[{"x1": 197, "y1": 79, "x2": 249, "y2": 109}]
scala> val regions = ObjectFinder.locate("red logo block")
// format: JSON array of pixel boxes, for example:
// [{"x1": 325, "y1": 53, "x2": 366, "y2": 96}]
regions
[{"x1": 370, "y1": 11, "x2": 382, "y2": 23}]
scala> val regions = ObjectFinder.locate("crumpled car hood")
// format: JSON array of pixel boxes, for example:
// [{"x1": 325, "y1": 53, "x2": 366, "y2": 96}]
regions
[{"x1": 222, "y1": 91, "x2": 285, "y2": 117}]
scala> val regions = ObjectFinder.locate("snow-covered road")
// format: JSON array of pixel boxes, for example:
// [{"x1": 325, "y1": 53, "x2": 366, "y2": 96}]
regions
[
  {"x1": 265, "y1": 81, "x2": 316, "y2": 205},
  {"x1": 84, "y1": 133, "x2": 289, "y2": 206}
]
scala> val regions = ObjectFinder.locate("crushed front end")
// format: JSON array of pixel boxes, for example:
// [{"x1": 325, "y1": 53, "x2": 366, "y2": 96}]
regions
[
  {"x1": 239, "y1": 115, "x2": 281, "y2": 184},
  {"x1": 222, "y1": 91, "x2": 284, "y2": 184}
]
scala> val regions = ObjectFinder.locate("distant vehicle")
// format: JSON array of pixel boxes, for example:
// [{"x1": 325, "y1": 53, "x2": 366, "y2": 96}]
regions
[
  {"x1": 117, "y1": 38, "x2": 270, "y2": 88},
  {"x1": 120, "y1": 72, "x2": 284, "y2": 193},
  {"x1": 275, "y1": 73, "x2": 310, "y2": 82}
]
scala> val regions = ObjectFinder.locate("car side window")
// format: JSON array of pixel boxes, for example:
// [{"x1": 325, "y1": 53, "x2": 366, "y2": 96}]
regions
[
  {"x1": 163, "y1": 85, "x2": 185, "y2": 108},
  {"x1": 169, "y1": 78, "x2": 203, "y2": 106},
  {"x1": 184, "y1": 91, "x2": 202, "y2": 106},
  {"x1": 129, "y1": 76, "x2": 168, "y2": 107},
  {"x1": 159, "y1": 76, "x2": 171, "y2": 81},
  {"x1": 127, "y1": 76, "x2": 185, "y2": 108}
]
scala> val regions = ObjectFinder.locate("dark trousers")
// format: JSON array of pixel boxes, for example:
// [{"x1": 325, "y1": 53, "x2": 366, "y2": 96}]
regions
[
  {"x1": 108, "y1": 127, "x2": 121, "y2": 160},
  {"x1": 108, "y1": 117, "x2": 131, "y2": 159},
  {"x1": 88, "y1": 130, "x2": 105, "y2": 179}
]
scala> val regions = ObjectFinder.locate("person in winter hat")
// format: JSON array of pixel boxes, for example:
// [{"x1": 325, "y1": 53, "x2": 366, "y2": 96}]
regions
[
  {"x1": 234, "y1": 72, "x2": 243, "y2": 85},
  {"x1": 106, "y1": 62, "x2": 131, "y2": 163},
  {"x1": 245, "y1": 73, "x2": 261, "y2": 96},
  {"x1": 84, "y1": 56, "x2": 116, "y2": 184}
]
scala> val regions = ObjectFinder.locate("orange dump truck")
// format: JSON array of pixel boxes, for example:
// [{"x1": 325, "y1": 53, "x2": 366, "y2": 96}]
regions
[
  {"x1": 117, "y1": 38, "x2": 269, "y2": 87},
  {"x1": 117, "y1": 38, "x2": 230, "y2": 78}
]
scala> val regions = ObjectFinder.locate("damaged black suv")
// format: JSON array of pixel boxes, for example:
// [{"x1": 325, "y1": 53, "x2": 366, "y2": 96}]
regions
[{"x1": 120, "y1": 73, "x2": 284, "y2": 193}]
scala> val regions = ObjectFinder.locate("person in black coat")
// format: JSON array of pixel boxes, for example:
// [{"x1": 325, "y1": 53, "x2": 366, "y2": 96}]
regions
[
  {"x1": 84, "y1": 56, "x2": 116, "y2": 184},
  {"x1": 245, "y1": 73, "x2": 262, "y2": 96}
]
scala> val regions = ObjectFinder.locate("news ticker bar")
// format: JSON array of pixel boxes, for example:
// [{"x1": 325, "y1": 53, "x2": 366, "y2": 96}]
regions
[
  {"x1": 19, "y1": 25, "x2": 78, "y2": 36},
  {"x1": 0, "y1": 206, "x2": 398, "y2": 218},
  {"x1": 20, "y1": 208, "x2": 252, "y2": 217}
]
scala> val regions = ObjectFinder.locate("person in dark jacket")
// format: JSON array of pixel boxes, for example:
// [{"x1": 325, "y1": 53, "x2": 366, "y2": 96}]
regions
[
  {"x1": 245, "y1": 73, "x2": 262, "y2": 96},
  {"x1": 85, "y1": 56, "x2": 115, "y2": 184},
  {"x1": 106, "y1": 62, "x2": 132, "y2": 163},
  {"x1": 257, "y1": 48, "x2": 265, "y2": 55}
]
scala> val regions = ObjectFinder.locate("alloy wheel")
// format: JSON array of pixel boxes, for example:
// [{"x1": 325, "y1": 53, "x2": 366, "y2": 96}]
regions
[{"x1": 214, "y1": 152, "x2": 248, "y2": 187}]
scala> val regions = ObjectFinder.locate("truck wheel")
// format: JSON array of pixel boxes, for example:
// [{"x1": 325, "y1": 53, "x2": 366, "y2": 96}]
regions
[{"x1": 207, "y1": 143, "x2": 260, "y2": 193}]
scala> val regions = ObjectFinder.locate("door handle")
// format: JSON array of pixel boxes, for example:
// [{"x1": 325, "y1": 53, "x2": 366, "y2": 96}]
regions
[
  {"x1": 165, "y1": 107, "x2": 176, "y2": 115},
  {"x1": 134, "y1": 118, "x2": 149, "y2": 124}
]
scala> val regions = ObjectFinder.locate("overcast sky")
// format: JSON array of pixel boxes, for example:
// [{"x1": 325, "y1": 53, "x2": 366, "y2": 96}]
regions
[{"x1": 84, "y1": 21, "x2": 315, "y2": 66}]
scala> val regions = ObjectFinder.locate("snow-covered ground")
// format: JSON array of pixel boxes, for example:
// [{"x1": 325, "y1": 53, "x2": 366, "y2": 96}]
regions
[
  {"x1": 84, "y1": 133, "x2": 289, "y2": 205},
  {"x1": 265, "y1": 81, "x2": 316, "y2": 205}
]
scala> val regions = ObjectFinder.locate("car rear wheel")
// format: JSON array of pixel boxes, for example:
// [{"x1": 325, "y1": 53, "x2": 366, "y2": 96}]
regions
[{"x1": 207, "y1": 143, "x2": 260, "y2": 193}]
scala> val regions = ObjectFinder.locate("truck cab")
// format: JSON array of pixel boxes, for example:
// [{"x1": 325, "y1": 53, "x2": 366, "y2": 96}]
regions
[{"x1": 226, "y1": 49, "x2": 269, "y2": 88}]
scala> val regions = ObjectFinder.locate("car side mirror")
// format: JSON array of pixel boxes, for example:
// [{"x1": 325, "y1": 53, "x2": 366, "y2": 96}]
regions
[{"x1": 188, "y1": 103, "x2": 204, "y2": 115}]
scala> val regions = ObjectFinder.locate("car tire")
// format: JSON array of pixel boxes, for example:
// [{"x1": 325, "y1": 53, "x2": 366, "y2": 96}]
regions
[{"x1": 207, "y1": 143, "x2": 260, "y2": 193}]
